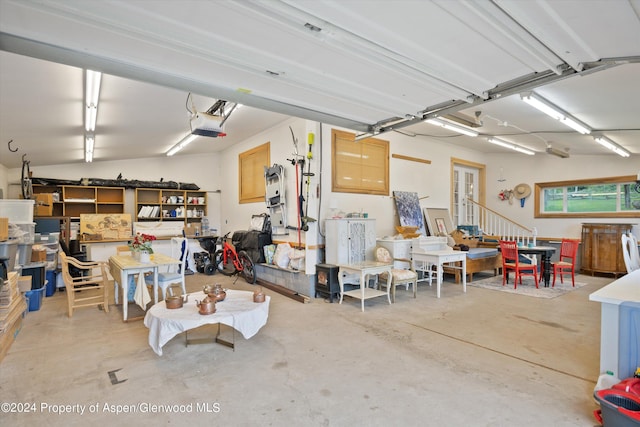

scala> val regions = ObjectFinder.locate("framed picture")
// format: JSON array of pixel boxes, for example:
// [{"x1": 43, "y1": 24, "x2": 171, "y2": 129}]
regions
[
  {"x1": 435, "y1": 218, "x2": 447, "y2": 235},
  {"x1": 424, "y1": 208, "x2": 454, "y2": 236}
]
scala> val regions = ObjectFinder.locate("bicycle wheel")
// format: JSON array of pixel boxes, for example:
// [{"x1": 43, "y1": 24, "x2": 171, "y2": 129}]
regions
[
  {"x1": 238, "y1": 250, "x2": 257, "y2": 284},
  {"x1": 21, "y1": 159, "x2": 32, "y2": 199},
  {"x1": 204, "y1": 263, "x2": 216, "y2": 275},
  {"x1": 214, "y1": 249, "x2": 235, "y2": 276}
]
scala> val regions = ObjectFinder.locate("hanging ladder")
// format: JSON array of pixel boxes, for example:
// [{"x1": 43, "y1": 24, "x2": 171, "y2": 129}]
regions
[{"x1": 264, "y1": 164, "x2": 288, "y2": 235}]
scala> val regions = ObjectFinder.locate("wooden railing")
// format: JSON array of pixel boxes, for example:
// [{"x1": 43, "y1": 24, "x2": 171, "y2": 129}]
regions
[{"x1": 465, "y1": 198, "x2": 537, "y2": 245}]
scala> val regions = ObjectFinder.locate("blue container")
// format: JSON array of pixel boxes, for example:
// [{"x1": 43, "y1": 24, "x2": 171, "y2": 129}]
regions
[
  {"x1": 619, "y1": 302, "x2": 640, "y2": 379},
  {"x1": 25, "y1": 285, "x2": 45, "y2": 312},
  {"x1": 45, "y1": 270, "x2": 56, "y2": 297}
]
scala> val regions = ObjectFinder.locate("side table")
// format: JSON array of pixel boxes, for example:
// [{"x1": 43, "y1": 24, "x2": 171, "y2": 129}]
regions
[{"x1": 337, "y1": 261, "x2": 392, "y2": 311}]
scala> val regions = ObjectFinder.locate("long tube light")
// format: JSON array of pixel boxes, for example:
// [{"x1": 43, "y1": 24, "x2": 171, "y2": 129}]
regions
[
  {"x1": 487, "y1": 137, "x2": 535, "y2": 155},
  {"x1": 520, "y1": 92, "x2": 591, "y2": 134},
  {"x1": 85, "y1": 70, "x2": 102, "y2": 132},
  {"x1": 424, "y1": 118, "x2": 479, "y2": 137},
  {"x1": 593, "y1": 136, "x2": 630, "y2": 157},
  {"x1": 85, "y1": 134, "x2": 95, "y2": 163},
  {"x1": 166, "y1": 133, "x2": 198, "y2": 156}
]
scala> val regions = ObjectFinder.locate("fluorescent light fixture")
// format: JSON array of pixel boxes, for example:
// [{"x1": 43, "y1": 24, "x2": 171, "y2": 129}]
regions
[
  {"x1": 85, "y1": 70, "x2": 102, "y2": 132},
  {"x1": 85, "y1": 134, "x2": 95, "y2": 163},
  {"x1": 520, "y1": 92, "x2": 591, "y2": 134},
  {"x1": 424, "y1": 118, "x2": 479, "y2": 137},
  {"x1": 594, "y1": 136, "x2": 630, "y2": 157},
  {"x1": 166, "y1": 133, "x2": 198, "y2": 156},
  {"x1": 546, "y1": 146, "x2": 570, "y2": 158},
  {"x1": 487, "y1": 137, "x2": 535, "y2": 155}
]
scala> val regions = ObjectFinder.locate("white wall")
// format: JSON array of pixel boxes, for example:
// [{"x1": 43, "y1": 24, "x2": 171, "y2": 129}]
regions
[
  {"x1": 3, "y1": 119, "x2": 637, "y2": 247},
  {"x1": 483, "y1": 154, "x2": 640, "y2": 239}
]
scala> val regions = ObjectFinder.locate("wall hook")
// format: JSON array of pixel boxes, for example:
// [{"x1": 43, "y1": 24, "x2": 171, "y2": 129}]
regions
[{"x1": 8, "y1": 139, "x2": 18, "y2": 152}]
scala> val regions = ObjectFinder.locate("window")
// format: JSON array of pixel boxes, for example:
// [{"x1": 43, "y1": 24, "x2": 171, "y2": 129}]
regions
[
  {"x1": 332, "y1": 129, "x2": 389, "y2": 195},
  {"x1": 535, "y1": 175, "x2": 640, "y2": 218},
  {"x1": 239, "y1": 142, "x2": 270, "y2": 204}
]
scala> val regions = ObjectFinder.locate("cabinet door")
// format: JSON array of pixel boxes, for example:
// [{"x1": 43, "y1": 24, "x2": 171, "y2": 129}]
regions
[{"x1": 347, "y1": 220, "x2": 377, "y2": 263}]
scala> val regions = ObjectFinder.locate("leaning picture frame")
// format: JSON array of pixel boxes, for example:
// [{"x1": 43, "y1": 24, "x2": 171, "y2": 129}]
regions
[{"x1": 424, "y1": 208, "x2": 454, "y2": 236}]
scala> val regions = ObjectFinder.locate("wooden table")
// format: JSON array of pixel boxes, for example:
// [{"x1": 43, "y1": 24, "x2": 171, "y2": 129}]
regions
[
  {"x1": 510, "y1": 245, "x2": 556, "y2": 287},
  {"x1": 109, "y1": 253, "x2": 181, "y2": 322},
  {"x1": 337, "y1": 261, "x2": 392, "y2": 312}
]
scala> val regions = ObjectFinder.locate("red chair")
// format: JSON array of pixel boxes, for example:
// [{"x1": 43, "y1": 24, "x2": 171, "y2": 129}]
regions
[
  {"x1": 499, "y1": 240, "x2": 538, "y2": 289},
  {"x1": 549, "y1": 238, "x2": 580, "y2": 287}
]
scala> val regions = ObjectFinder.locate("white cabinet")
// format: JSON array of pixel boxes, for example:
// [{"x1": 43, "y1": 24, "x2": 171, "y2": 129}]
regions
[
  {"x1": 376, "y1": 238, "x2": 413, "y2": 268},
  {"x1": 325, "y1": 219, "x2": 376, "y2": 265}
]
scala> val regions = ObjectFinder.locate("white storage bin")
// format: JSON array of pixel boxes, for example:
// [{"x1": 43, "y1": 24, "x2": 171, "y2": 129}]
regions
[
  {"x1": 12, "y1": 222, "x2": 35, "y2": 243},
  {"x1": 0, "y1": 200, "x2": 35, "y2": 224}
]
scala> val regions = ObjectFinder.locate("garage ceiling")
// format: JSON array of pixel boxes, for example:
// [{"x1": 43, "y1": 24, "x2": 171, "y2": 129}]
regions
[{"x1": 1, "y1": 0, "x2": 639, "y2": 169}]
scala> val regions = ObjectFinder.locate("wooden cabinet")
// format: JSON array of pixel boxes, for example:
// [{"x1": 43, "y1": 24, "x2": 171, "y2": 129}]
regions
[
  {"x1": 581, "y1": 223, "x2": 635, "y2": 277},
  {"x1": 325, "y1": 218, "x2": 376, "y2": 265},
  {"x1": 135, "y1": 188, "x2": 206, "y2": 226},
  {"x1": 32, "y1": 185, "x2": 124, "y2": 218}
]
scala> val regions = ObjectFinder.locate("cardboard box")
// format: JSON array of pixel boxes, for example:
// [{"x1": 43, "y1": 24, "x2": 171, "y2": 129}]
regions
[
  {"x1": 34, "y1": 194, "x2": 54, "y2": 217},
  {"x1": 31, "y1": 249, "x2": 46, "y2": 262},
  {"x1": 0, "y1": 217, "x2": 7, "y2": 241},
  {"x1": 17, "y1": 276, "x2": 32, "y2": 293}
]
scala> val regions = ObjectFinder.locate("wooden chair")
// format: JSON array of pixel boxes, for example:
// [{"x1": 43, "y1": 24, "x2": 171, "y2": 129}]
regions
[
  {"x1": 60, "y1": 252, "x2": 110, "y2": 317},
  {"x1": 499, "y1": 240, "x2": 538, "y2": 289},
  {"x1": 374, "y1": 245, "x2": 417, "y2": 302},
  {"x1": 548, "y1": 238, "x2": 580, "y2": 286}
]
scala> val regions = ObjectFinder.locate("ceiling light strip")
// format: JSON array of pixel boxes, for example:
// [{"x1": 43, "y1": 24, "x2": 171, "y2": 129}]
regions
[
  {"x1": 85, "y1": 70, "x2": 101, "y2": 132},
  {"x1": 520, "y1": 92, "x2": 591, "y2": 134},
  {"x1": 487, "y1": 137, "x2": 535, "y2": 155},
  {"x1": 166, "y1": 133, "x2": 198, "y2": 156},
  {"x1": 85, "y1": 134, "x2": 94, "y2": 163},
  {"x1": 594, "y1": 136, "x2": 630, "y2": 157},
  {"x1": 424, "y1": 118, "x2": 479, "y2": 137}
]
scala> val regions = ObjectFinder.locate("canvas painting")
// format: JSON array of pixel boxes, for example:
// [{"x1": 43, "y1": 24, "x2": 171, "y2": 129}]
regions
[
  {"x1": 80, "y1": 214, "x2": 132, "y2": 240},
  {"x1": 393, "y1": 191, "x2": 426, "y2": 235}
]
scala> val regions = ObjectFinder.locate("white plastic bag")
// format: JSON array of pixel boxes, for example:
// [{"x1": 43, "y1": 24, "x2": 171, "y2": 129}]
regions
[
  {"x1": 273, "y1": 243, "x2": 292, "y2": 269},
  {"x1": 289, "y1": 249, "x2": 305, "y2": 271}
]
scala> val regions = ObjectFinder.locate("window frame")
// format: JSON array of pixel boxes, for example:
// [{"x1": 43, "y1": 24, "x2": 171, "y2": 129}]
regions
[
  {"x1": 534, "y1": 175, "x2": 639, "y2": 218},
  {"x1": 331, "y1": 129, "x2": 389, "y2": 196},
  {"x1": 238, "y1": 142, "x2": 270, "y2": 204}
]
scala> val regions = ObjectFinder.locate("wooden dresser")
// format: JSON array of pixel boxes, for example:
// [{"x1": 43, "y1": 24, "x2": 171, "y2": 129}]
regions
[{"x1": 581, "y1": 223, "x2": 635, "y2": 277}]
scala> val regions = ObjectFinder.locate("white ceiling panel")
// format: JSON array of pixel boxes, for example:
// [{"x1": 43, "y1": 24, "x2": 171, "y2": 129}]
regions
[{"x1": 1, "y1": 0, "x2": 639, "y2": 168}]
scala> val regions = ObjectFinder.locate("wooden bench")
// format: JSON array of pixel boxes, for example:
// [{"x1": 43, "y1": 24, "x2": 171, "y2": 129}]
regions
[{"x1": 444, "y1": 231, "x2": 502, "y2": 283}]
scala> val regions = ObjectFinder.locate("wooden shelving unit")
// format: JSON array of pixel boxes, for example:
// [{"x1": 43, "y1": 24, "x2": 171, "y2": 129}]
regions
[
  {"x1": 32, "y1": 185, "x2": 125, "y2": 218},
  {"x1": 32, "y1": 184, "x2": 205, "y2": 227},
  {"x1": 135, "y1": 188, "x2": 206, "y2": 226}
]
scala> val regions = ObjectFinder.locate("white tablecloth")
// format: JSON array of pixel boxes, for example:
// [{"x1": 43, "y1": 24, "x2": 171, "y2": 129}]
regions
[{"x1": 143, "y1": 289, "x2": 270, "y2": 355}]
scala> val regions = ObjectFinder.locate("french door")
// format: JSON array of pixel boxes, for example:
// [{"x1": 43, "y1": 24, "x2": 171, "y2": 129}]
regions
[{"x1": 452, "y1": 164, "x2": 480, "y2": 228}]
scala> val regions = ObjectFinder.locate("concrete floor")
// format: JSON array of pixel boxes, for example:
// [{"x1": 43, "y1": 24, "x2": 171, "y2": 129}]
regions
[{"x1": 0, "y1": 271, "x2": 612, "y2": 426}]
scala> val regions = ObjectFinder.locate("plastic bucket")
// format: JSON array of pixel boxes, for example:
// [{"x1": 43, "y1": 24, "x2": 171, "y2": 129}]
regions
[
  {"x1": 25, "y1": 285, "x2": 45, "y2": 312},
  {"x1": 595, "y1": 389, "x2": 640, "y2": 426},
  {"x1": 45, "y1": 270, "x2": 56, "y2": 297}
]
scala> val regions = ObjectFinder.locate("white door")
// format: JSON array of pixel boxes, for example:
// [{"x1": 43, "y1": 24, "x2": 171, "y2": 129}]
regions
[{"x1": 453, "y1": 165, "x2": 479, "y2": 228}]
